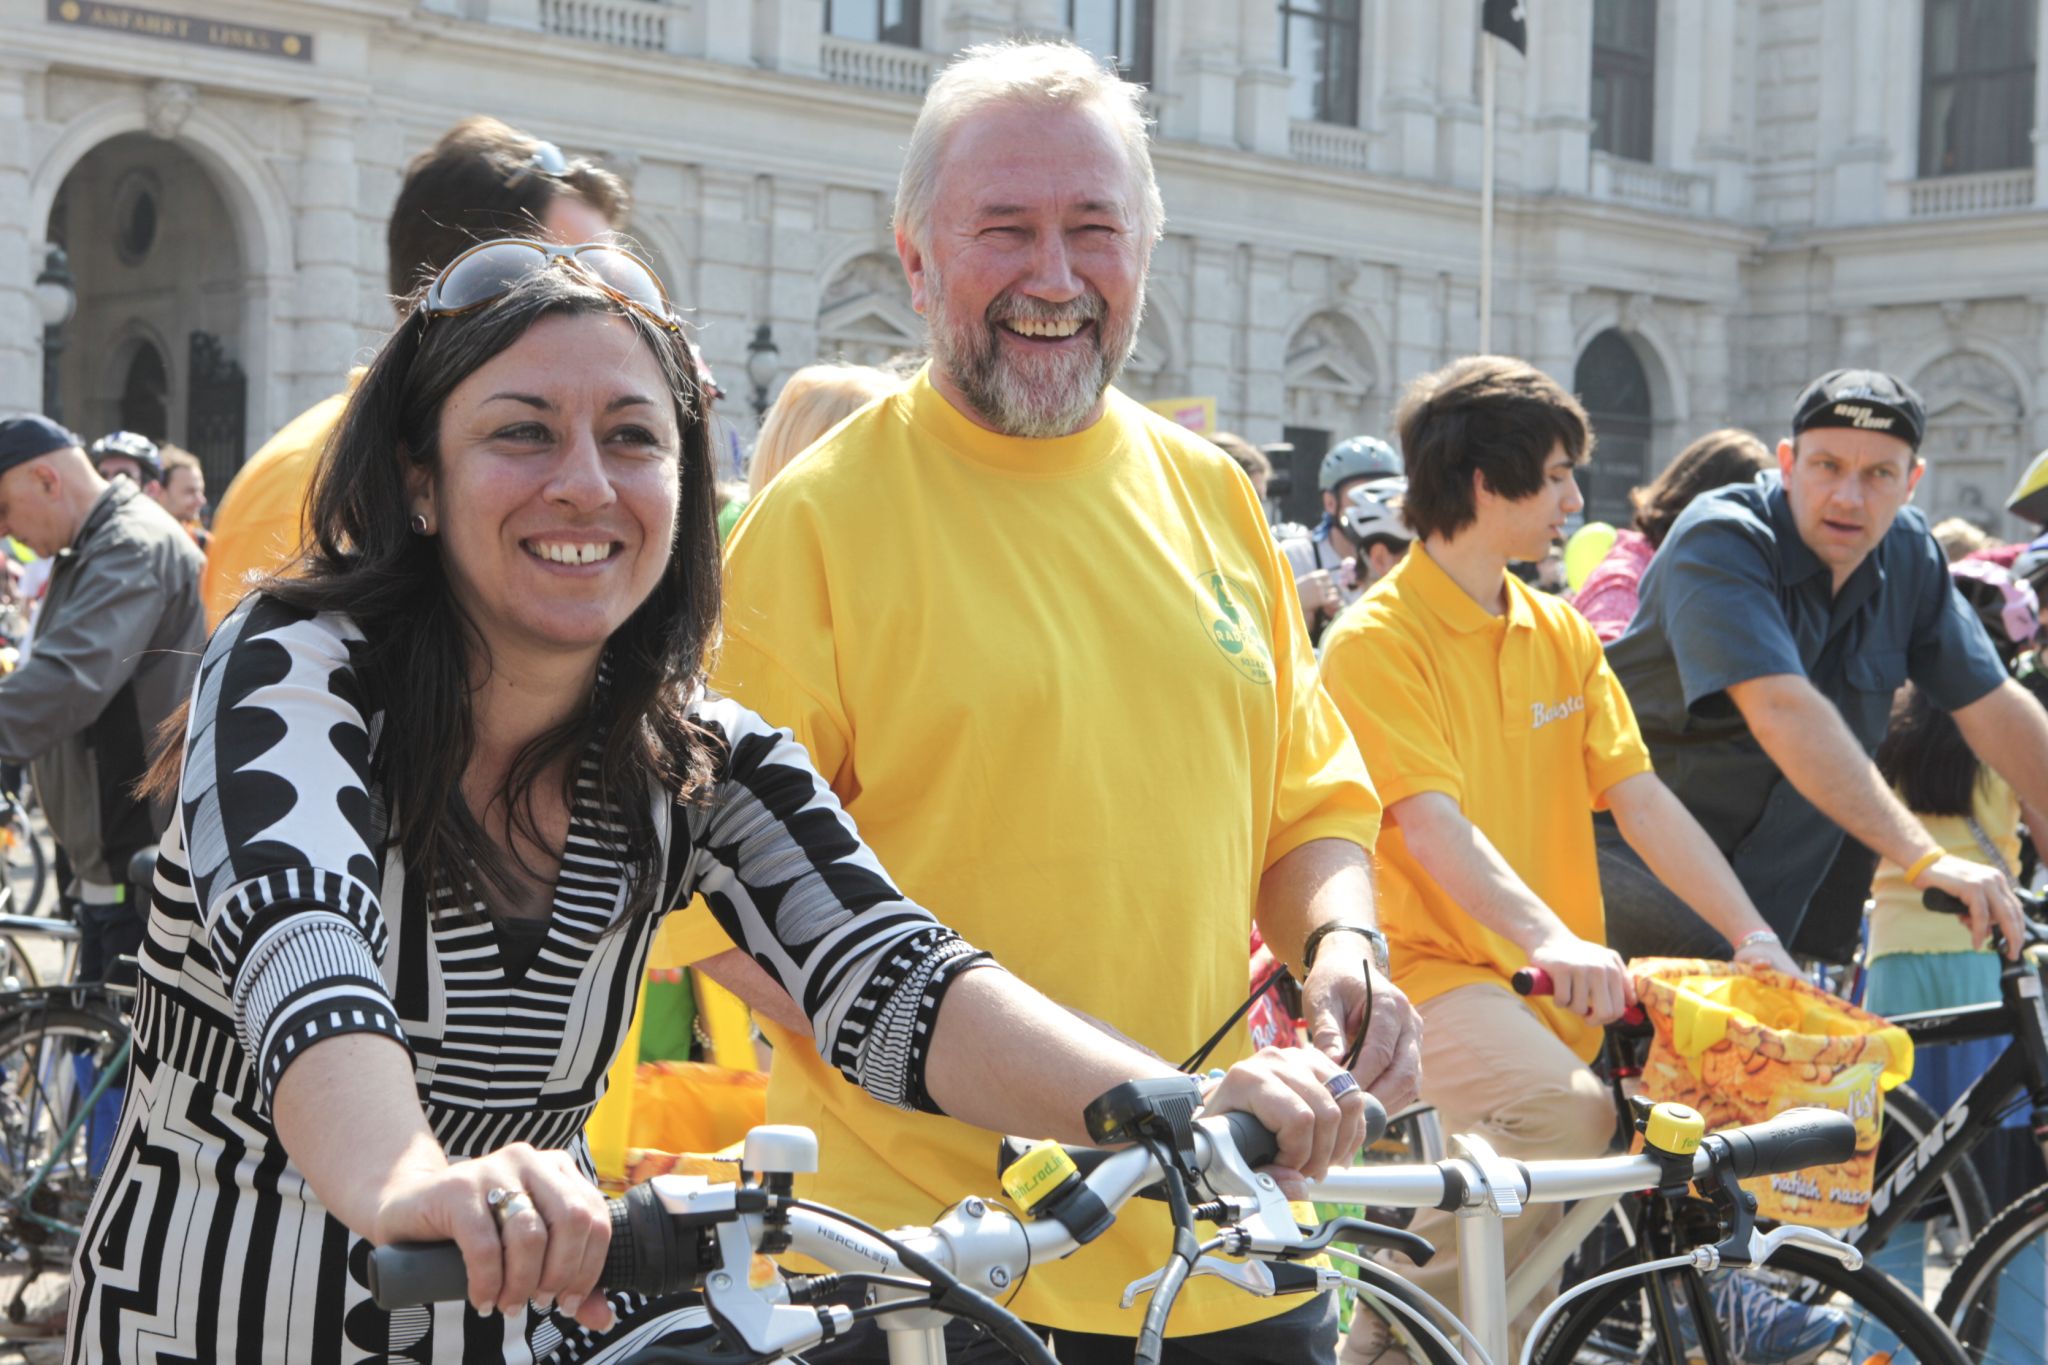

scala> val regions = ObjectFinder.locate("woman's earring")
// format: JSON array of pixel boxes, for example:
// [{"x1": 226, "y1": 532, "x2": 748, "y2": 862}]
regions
[{"x1": 410, "y1": 512, "x2": 430, "y2": 535}]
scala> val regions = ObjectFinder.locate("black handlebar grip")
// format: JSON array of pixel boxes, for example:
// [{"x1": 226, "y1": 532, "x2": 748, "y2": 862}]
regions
[
  {"x1": 1357, "y1": 1093, "x2": 1389, "y2": 1148},
  {"x1": 1219, "y1": 1091, "x2": 1389, "y2": 1171},
  {"x1": 1922, "y1": 888, "x2": 1969, "y2": 917},
  {"x1": 368, "y1": 1242, "x2": 473, "y2": 1309},
  {"x1": 368, "y1": 1185, "x2": 700, "y2": 1310},
  {"x1": 1712, "y1": 1107, "x2": 1856, "y2": 1181},
  {"x1": 1221, "y1": 1111, "x2": 1281, "y2": 1168}
]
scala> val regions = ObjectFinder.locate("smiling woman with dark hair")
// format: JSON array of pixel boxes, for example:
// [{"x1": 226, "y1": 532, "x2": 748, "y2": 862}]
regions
[{"x1": 69, "y1": 242, "x2": 1361, "y2": 1365}]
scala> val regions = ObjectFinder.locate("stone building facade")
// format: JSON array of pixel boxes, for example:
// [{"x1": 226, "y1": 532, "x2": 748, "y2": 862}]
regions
[{"x1": 2, "y1": 0, "x2": 2044, "y2": 529}]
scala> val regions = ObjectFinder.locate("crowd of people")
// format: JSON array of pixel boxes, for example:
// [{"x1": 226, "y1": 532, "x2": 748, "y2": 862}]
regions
[{"x1": 0, "y1": 35, "x2": 2042, "y2": 1365}]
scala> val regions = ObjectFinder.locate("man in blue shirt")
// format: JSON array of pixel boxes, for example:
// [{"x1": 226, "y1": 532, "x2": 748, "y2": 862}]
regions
[{"x1": 1604, "y1": 369, "x2": 2044, "y2": 963}]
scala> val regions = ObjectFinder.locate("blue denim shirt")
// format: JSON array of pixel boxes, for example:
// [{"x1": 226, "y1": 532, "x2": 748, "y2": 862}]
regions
[{"x1": 1607, "y1": 472, "x2": 2006, "y2": 933}]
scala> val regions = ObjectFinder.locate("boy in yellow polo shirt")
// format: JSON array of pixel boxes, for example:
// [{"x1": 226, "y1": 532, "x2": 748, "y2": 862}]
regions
[{"x1": 1319, "y1": 357, "x2": 1801, "y2": 1362}]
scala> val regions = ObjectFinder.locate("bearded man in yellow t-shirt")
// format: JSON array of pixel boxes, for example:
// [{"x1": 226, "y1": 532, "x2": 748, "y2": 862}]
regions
[
  {"x1": 687, "y1": 39, "x2": 1423, "y2": 1365},
  {"x1": 1318, "y1": 357, "x2": 1803, "y2": 1363}
]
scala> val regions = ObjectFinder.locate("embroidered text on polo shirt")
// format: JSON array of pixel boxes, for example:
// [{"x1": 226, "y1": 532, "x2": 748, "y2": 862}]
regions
[{"x1": 1532, "y1": 696, "x2": 1586, "y2": 729}]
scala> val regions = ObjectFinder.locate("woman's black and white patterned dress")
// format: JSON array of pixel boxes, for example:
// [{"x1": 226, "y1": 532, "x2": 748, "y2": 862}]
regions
[{"x1": 68, "y1": 596, "x2": 989, "y2": 1363}]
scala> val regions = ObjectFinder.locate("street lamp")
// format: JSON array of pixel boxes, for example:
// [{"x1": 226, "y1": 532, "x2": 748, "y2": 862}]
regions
[
  {"x1": 34, "y1": 245, "x2": 76, "y2": 423},
  {"x1": 745, "y1": 323, "x2": 781, "y2": 422}
]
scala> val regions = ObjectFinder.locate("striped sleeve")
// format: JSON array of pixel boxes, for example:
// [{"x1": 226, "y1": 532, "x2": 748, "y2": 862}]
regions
[
  {"x1": 684, "y1": 696, "x2": 996, "y2": 1113},
  {"x1": 177, "y1": 597, "x2": 406, "y2": 1109}
]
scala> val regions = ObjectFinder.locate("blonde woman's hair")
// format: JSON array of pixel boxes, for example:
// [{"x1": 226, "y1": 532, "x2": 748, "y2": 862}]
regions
[
  {"x1": 893, "y1": 40, "x2": 1164, "y2": 256},
  {"x1": 748, "y1": 363, "x2": 901, "y2": 496}
]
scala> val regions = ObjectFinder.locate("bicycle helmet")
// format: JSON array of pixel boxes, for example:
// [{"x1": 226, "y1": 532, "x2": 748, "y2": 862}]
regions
[
  {"x1": 1340, "y1": 477, "x2": 1412, "y2": 548},
  {"x1": 89, "y1": 430, "x2": 163, "y2": 484},
  {"x1": 1951, "y1": 559, "x2": 2039, "y2": 661},
  {"x1": 1319, "y1": 436, "x2": 1402, "y2": 493},
  {"x1": 2008, "y1": 448, "x2": 2048, "y2": 525}
]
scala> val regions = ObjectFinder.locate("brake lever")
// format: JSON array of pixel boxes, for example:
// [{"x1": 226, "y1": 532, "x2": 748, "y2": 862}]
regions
[
  {"x1": 1745, "y1": 1223, "x2": 1865, "y2": 1273},
  {"x1": 1191, "y1": 1115, "x2": 1303, "y2": 1249},
  {"x1": 1272, "y1": 1215, "x2": 1437, "y2": 1267},
  {"x1": 1118, "y1": 1255, "x2": 1341, "y2": 1308}
]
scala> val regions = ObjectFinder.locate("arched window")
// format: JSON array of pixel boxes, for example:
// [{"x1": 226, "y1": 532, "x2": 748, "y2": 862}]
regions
[
  {"x1": 1590, "y1": 0, "x2": 1657, "y2": 161},
  {"x1": 1919, "y1": 0, "x2": 2037, "y2": 177},
  {"x1": 1574, "y1": 330, "x2": 1653, "y2": 526},
  {"x1": 118, "y1": 340, "x2": 169, "y2": 442}
]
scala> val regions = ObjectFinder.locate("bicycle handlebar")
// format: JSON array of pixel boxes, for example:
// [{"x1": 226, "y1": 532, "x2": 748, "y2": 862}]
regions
[
  {"x1": 367, "y1": 1183, "x2": 705, "y2": 1309},
  {"x1": 1511, "y1": 965, "x2": 1649, "y2": 1027},
  {"x1": 1706, "y1": 1106, "x2": 1855, "y2": 1180},
  {"x1": 1922, "y1": 886, "x2": 2048, "y2": 942}
]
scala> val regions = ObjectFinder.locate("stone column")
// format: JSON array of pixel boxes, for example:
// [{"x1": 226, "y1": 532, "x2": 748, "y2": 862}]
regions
[
  {"x1": 291, "y1": 104, "x2": 363, "y2": 416},
  {"x1": 1527, "y1": 0, "x2": 1594, "y2": 195},
  {"x1": 1231, "y1": 4, "x2": 1292, "y2": 157},
  {"x1": 753, "y1": 0, "x2": 821, "y2": 76},
  {"x1": 1436, "y1": 0, "x2": 1482, "y2": 186},
  {"x1": 0, "y1": 62, "x2": 42, "y2": 414},
  {"x1": 1382, "y1": 0, "x2": 1439, "y2": 179},
  {"x1": 1238, "y1": 245, "x2": 1288, "y2": 429},
  {"x1": 1167, "y1": 4, "x2": 1242, "y2": 148},
  {"x1": 1393, "y1": 268, "x2": 1444, "y2": 385},
  {"x1": 1820, "y1": 0, "x2": 1888, "y2": 223},
  {"x1": 1693, "y1": 0, "x2": 1750, "y2": 219},
  {"x1": 1692, "y1": 307, "x2": 1732, "y2": 429},
  {"x1": 2035, "y1": 20, "x2": 2048, "y2": 206},
  {"x1": 1529, "y1": 288, "x2": 1577, "y2": 384},
  {"x1": 1182, "y1": 237, "x2": 1239, "y2": 413}
]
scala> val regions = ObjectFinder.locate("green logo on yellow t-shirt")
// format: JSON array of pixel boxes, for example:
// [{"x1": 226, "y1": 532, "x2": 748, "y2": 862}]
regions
[{"x1": 1197, "y1": 570, "x2": 1272, "y2": 686}]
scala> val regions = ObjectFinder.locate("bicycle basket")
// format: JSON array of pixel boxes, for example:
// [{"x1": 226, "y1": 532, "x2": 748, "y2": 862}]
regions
[{"x1": 1632, "y1": 957, "x2": 1913, "y2": 1228}]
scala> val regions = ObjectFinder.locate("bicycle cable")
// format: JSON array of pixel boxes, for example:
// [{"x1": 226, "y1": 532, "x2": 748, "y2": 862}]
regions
[
  {"x1": 1180, "y1": 958, "x2": 1374, "y2": 1077},
  {"x1": 784, "y1": 1198, "x2": 1056, "y2": 1365}
]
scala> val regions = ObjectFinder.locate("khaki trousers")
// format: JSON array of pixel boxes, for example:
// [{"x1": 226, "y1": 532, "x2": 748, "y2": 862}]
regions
[{"x1": 1341, "y1": 984, "x2": 1615, "y2": 1363}]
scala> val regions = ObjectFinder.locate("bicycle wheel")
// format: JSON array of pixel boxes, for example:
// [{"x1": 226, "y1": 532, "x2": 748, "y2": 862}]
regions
[
  {"x1": 1, "y1": 808, "x2": 48, "y2": 920},
  {"x1": 1532, "y1": 1246, "x2": 1968, "y2": 1365},
  {"x1": 0, "y1": 998, "x2": 130, "y2": 1263},
  {"x1": 1934, "y1": 1181, "x2": 2048, "y2": 1364}
]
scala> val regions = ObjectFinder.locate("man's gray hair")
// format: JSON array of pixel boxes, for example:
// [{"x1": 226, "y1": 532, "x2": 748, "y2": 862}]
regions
[{"x1": 893, "y1": 40, "x2": 1165, "y2": 253}]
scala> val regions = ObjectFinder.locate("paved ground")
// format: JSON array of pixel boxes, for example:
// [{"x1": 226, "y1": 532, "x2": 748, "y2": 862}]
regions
[{"x1": 0, "y1": 1265, "x2": 70, "y2": 1361}]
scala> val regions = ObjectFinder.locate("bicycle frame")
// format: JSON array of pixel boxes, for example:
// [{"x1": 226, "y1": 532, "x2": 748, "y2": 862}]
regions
[
  {"x1": 1853, "y1": 958, "x2": 2048, "y2": 1253},
  {"x1": 9, "y1": 1027, "x2": 129, "y2": 1239}
]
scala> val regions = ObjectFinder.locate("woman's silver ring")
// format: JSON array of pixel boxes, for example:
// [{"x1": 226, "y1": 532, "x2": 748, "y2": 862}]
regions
[
  {"x1": 1325, "y1": 1071, "x2": 1361, "y2": 1101},
  {"x1": 487, "y1": 1186, "x2": 537, "y2": 1228}
]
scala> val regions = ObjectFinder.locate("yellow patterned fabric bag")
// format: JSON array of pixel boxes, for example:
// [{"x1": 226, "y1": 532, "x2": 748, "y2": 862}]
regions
[{"x1": 1633, "y1": 958, "x2": 1913, "y2": 1227}]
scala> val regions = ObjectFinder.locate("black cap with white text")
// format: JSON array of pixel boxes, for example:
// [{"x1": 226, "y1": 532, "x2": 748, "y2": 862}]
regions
[{"x1": 1791, "y1": 369, "x2": 1927, "y2": 452}]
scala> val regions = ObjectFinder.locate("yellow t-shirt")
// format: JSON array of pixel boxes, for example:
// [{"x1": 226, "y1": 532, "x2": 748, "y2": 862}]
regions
[
  {"x1": 200, "y1": 371, "x2": 363, "y2": 628},
  {"x1": 1319, "y1": 546, "x2": 1652, "y2": 1062},
  {"x1": 697, "y1": 367, "x2": 1380, "y2": 1336},
  {"x1": 1868, "y1": 773, "x2": 2019, "y2": 958}
]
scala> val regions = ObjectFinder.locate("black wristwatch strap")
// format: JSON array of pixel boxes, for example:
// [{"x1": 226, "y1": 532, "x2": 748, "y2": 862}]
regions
[{"x1": 1301, "y1": 921, "x2": 1389, "y2": 976}]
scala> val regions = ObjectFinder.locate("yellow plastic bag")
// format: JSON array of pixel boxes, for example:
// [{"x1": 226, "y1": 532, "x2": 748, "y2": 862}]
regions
[{"x1": 1633, "y1": 958, "x2": 1913, "y2": 1228}]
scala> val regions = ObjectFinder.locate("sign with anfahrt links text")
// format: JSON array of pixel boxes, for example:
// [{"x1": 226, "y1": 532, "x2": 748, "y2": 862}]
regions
[{"x1": 48, "y1": 0, "x2": 313, "y2": 61}]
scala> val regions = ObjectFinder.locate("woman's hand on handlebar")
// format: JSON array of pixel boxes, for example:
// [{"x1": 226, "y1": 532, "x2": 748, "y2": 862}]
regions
[
  {"x1": 1202, "y1": 1045, "x2": 1367, "y2": 1191},
  {"x1": 1916, "y1": 855, "x2": 2024, "y2": 961},
  {"x1": 372, "y1": 1142, "x2": 616, "y2": 1331}
]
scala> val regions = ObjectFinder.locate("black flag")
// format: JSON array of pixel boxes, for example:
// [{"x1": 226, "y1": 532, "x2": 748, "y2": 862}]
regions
[{"x1": 1482, "y1": 0, "x2": 1527, "y2": 54}]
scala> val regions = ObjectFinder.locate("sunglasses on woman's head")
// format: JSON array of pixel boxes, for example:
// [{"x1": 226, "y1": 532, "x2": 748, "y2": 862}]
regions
[
  {"x1": 503, "y1": 139, "x2": 573, "y2": 188},
  {"x1": 420, "y1": 238, "x2": 681, "y2": 333}
]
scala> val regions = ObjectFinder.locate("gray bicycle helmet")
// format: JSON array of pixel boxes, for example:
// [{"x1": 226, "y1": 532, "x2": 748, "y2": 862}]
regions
[
  {"x1": 1320, "y1": 435, "x2": 1402, "y2": 492},
  {"x1": 90, "y1": 430, "x2": 163, "y2": 484},
  {"x1": 1341, "y1": 477, "x2": 1413, "y2": 548}
]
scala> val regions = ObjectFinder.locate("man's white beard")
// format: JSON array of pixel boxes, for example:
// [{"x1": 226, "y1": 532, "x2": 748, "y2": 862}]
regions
[{"x1": 925, "y1": 265, "x2": 1142, "y2": 439}]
